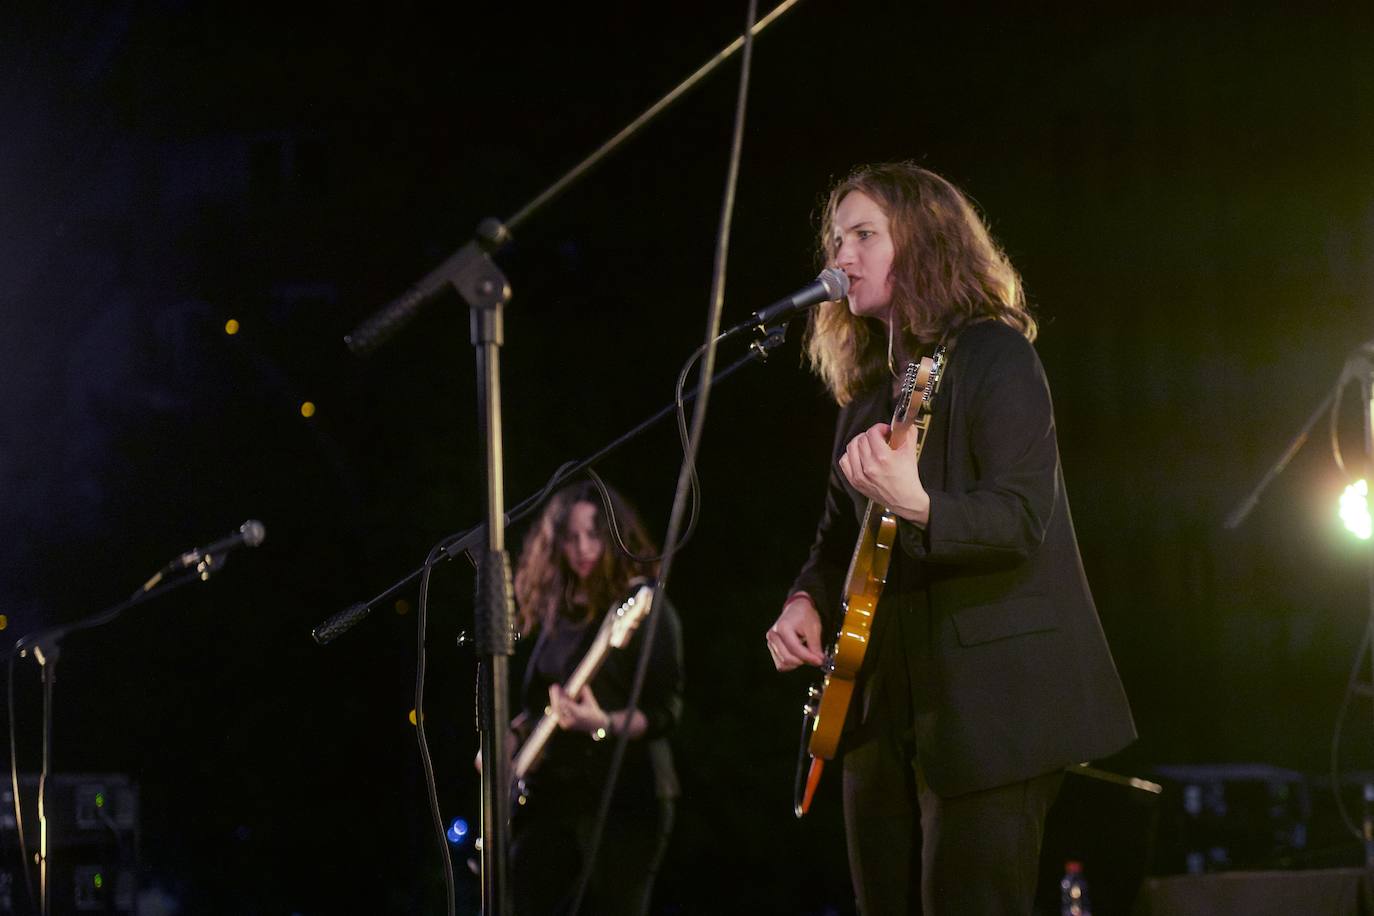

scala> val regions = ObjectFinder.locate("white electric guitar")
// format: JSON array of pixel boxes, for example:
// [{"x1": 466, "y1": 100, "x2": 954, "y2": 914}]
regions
[{"x1": 511, "y1": 582, "x2": 656, "y2": 799}]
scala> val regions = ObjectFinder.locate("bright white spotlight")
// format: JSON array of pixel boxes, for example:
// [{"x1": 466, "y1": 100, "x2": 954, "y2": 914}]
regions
[{"x1": 1340, "y1": 479, "x2": 1372, "y2": 540}]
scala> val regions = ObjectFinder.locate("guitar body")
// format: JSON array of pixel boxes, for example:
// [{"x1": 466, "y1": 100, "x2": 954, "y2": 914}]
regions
[
  {"x1": 807, "y1": 504, "x2": 899, "y2": 759},
  {"x1": 796, "y1": 347, "x2": 945, "y2": 816}
]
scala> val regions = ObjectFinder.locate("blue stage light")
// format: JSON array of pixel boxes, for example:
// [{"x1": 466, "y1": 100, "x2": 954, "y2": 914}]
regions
[{"x1": 447, "y1": 817, "x2": 470, "y2": 845}]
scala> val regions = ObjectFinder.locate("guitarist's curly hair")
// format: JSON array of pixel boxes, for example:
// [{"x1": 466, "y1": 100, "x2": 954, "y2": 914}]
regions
[{"x1": 514, "y1": 480, "x2": 659, "y2": 637}]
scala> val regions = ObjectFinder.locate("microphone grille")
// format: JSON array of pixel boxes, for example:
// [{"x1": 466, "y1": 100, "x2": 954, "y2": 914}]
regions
[
  {"x1": 241, "y1": 520, "x2": 267, "y2": 548},
  {"x1": 818, "y1": 267, "x2": 850, "y2": 301}
]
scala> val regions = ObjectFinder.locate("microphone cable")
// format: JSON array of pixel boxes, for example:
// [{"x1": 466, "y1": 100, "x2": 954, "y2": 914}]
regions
[{"x1": 569, "y1": 0, "x2": 759, "y2": 912}]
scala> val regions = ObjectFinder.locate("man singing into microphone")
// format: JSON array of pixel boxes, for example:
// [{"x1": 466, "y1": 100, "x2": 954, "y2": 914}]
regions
[{"x1": 764, "y1": 162, "x2": 1135, "y2": 915}]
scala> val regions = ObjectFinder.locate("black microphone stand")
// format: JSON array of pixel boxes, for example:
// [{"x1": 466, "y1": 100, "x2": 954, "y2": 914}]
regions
[
  {"x1": 11, "y1": 564, "x2": 207, "y2": 916},
  {"x1": 338, "y1": 11, "x2": 801, "y2": 914},
  {"x1": 471, "y1": 232, "x2": 516, "y2": 916},
  {"x1": 1225, "y1": 338, "x2": 1374, "y2": 862}
]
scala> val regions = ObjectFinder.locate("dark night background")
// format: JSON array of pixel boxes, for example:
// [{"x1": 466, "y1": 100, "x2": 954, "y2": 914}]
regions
[{"x1": 4, "y1": 2, "x2": 1374, "y2": 913}]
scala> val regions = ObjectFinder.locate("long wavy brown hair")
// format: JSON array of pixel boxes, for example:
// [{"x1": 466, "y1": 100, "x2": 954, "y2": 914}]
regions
[
  {"x1": 806, "y1": 161, "x2": 1036, "y2": 405},
  {"x1": 513, "y1": 480, "x2": 659, "y2": 636}
]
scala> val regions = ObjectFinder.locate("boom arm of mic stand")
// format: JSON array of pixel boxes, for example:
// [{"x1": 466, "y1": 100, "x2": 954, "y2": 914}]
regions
[
  {"x1": 1224, "y1": 353, "x2": 1367, "y2": 530},
  {"x1": 14, "y1": 567, "x2": 205, "y2": 654},
  {"x1": 1223, "y1": 386, "x2": 1336, "y2": 530},
  {"x1": 346, "y1": 224, "x2": 513, "y2": 357},
  {"x1": 343, "y1": 1, "x2": 802, "y2": 358},
  {"x1": 310, "y1": 526, "x2": 487, "y2": 646},
  {"x1": 312, "y1": 321, "x2": 792, "y2": 646}
]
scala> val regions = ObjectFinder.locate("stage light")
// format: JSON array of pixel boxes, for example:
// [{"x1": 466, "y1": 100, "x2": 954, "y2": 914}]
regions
[
  {"x1": 224, "y1": 318, "x2": 240, "y2": 335},
  {"x1": 300, "y1": 401, "x2": 316, "y2": 418},
  {"x1": 447, "y1": 817, "x2": 470, "y2": 845},
  {"x1": 1340, "y1": 479, "x2": 1372, "y2": 540}
]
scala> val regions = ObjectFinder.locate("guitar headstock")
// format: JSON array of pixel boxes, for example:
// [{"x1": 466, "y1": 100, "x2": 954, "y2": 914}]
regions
[
  {"x1": 608, "y1": 584, "x2": 655, "y2": 649},
  {"x1": 892, "y1": 344, "x2": 947, "y2": 430},
  {"x1": 893, "y1": 361, "x2": 921, "y2": 421}
]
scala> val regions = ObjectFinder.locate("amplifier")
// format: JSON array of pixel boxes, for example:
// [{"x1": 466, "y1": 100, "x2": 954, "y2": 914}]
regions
[
  {"x1": 1151, "y1": 763, "x2": 1310, "y2": 874},
  {"x1": 0, "y1": 774, "x2": 138, "y2": 915}
]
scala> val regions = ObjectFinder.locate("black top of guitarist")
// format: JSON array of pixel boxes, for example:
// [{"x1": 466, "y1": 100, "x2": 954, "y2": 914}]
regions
[{"x1": 765, "y1": 161, "x2": 1136, "y2": 916}]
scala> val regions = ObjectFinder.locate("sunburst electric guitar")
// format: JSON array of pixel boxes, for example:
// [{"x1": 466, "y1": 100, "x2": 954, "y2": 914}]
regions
[
  {"x1": 794, "y1": 347, "x2": 946, "y2": 817},
  {"x1": 510, "y1": 582, "x2": 655, "y2": 803}
]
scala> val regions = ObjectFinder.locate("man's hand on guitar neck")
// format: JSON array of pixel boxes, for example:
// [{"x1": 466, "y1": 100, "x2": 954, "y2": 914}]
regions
[
  {"x1": 839, "y1": 421, "x2": 931, "y2": 527},
  {"x1": 766, "y1": 593, "x2": 826, "y2": 671}
]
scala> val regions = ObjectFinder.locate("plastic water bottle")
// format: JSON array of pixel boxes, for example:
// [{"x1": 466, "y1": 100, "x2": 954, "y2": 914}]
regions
[{"x1": 1060, "y1": 860, "x2": 1092, "y2": 916}]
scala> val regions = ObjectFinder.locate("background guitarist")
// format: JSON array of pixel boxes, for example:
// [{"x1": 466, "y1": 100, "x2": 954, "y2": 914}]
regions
[
  {"x1": 765, "y1": 162, "x2": 1136, "y2": 916},
  {"x1": 504, "y1": 480, "x2": 683, "y2": 915}
]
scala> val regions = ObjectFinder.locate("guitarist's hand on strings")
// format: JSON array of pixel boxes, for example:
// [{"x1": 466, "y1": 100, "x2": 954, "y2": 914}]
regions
[
  {"x1": 551, "y1": 683, "x2": 607, "y2": 735},
  {"x1": 839, "y1": 421, "x2": 931, "y2": 527},
  {"x1": 766, "y1": 593, "x2": 825, "y2": 671},
  {"x1": 551, "y1": 684, "x2": 650, "y2": 740}
]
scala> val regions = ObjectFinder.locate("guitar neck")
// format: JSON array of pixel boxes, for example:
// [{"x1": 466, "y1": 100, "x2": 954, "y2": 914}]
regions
[
  {"x1": 513, "y1": 713, "x2": 558, "y2": 781},
  {"x1": 887, "y1": 407, "x2": 934, "y2": 452}
]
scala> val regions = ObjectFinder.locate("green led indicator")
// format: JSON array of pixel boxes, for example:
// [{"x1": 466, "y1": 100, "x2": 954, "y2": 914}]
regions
[
  {"x1": 95, "y1": 793, "x2": 105, "y2": 808},
  {"x1": 93, "y1": 873, "x2": 104, "y2": 890}
]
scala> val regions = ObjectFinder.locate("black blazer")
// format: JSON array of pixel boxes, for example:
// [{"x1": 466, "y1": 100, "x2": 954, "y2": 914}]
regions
[{"x1": 792, "y1": 320, "x2": 1136, "y2": 797}]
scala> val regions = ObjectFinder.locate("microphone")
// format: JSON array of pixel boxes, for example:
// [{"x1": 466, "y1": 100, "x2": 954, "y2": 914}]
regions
[
  {"x1": 142, "y1": 520, "x2": 267, "y2": 591},
  {"x1": 178, "y1": 519, "x2": 267, "y2": 566},
  {"x1": 720, "y1": 268, "x2": 850, "y2": 340}
]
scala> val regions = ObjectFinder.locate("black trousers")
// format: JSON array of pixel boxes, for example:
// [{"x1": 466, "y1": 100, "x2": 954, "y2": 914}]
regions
[
  {"x1": 510, "y1": 797, "x2": 674, "y2": 916},
  {"x1": 843, "y1": 725, "x2": 1062, "y2": 915},
  {"x1": 841, "y1": 606, "x2": 1062, "y2": 915}
]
